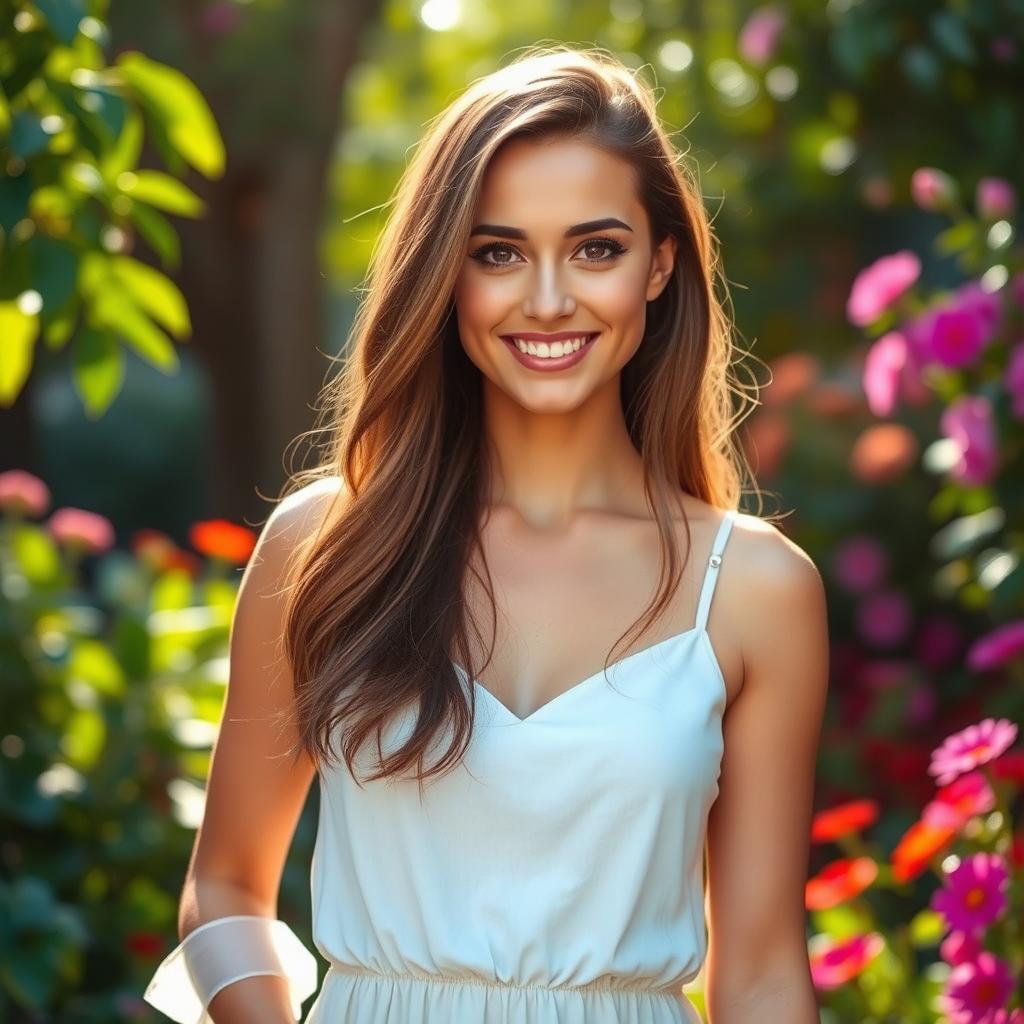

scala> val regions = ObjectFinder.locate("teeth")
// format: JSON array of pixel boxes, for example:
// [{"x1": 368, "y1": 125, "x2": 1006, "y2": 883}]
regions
[{"x1": 511, "y1": 334, "x2": 594, "y2": 358}]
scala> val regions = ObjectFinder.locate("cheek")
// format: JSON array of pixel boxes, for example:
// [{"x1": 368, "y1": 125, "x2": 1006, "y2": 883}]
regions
[{"x1": 453, "y1": 270, "x2": 506, "y2": 335}]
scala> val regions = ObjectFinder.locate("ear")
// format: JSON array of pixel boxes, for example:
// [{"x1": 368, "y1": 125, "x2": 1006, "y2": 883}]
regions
[{"x1": 646, "y1": 234, "x2": 677, "y2": 302}]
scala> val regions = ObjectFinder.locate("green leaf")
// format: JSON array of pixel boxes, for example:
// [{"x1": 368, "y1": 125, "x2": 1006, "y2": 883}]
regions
[
  {"x1": 908, "y1": 908, "x2": 945, "y2": 947},
  {"x1": 71, "y1": 326, "x2": 124, "y2": 417},
  {"x1": 69, "y1": 640, "x2": 126, "y2": 697},
  {"x1": 89, "y1": 292, "x2": 179, "y2": 372},
  {"x1": 34, "y1": 0, "x2": 86, "y2": 45},
  {"x1": 109, "y1": 256, "x2": 190, "y2": 337},
  {"x1": 11, "y1": 524, "x2": 61, "y2": 586},
  {"x1": 120, "y1": 169, "x2": 204, "y2": 217},
  {"x1": 0, "y1": 301, "x2": 40, "y2": 405},
  {"x1": 935, "y1": 221, "x2": 978, "y2": 257},
  {"x1": 116, "y1": 52, "x2": 225, "y2": 178},
  {"x1": 99, "y1": 108, "x2": 144, "y2": 183},
  {"x1": 61, "y1": 708, "x2": 106, "y2": 769},
  {"x1": 129, "y1": 202, "x2": 180, "y2": 269}
]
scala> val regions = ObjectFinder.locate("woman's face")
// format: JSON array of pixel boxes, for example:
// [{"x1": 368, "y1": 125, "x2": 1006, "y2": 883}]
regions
[{"x1": 453, "y1": 135, "x2": 677, "y2": 412}]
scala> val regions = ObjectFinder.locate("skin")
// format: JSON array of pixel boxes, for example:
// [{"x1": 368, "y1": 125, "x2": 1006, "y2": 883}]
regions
[{"x1": 178, "y1": 136, "x2": 827, "y2": 1024}]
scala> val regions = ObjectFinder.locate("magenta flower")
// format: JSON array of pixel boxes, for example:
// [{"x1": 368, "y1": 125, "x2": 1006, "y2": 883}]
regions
[
  {"x1": 47, "y1": 507, "x2": 116, "y2": 555},
  {"x1": 1005, "y1": 344, "x2": 1024, "y2": 419},
  {"x1": 924, "y1": 771, "x2": 996, "y2": 831},
  {"x1": 939, "y1": 395, "x2": 998, "y2": 486},
  {"x1": 831, "y1": 535, "x2": 888, "y2": 593},
  {"x1": 808, "y1": 932, "x2": 884, "y2": 990},
  {"x1": 846, "y1": 250, "x2": 921, "y2": 328},
  {"x1": 941, "y1": 952, "x2": 1014, "y2": 1024},
  {"x1": 928, "y1": 307, "x2": 990, "y2": 368},
  {"x1": 967, "y1": 621, "x2": 1024, "y2": 672},
  {"x1": 738, "y1": 5, "x2": 786, "y2": 66},
  {"x1": 0, "y1": 469, "x2": 51, "y2": 518},
  {"x1": 856, "y1": 589, "x2": 913, "y2": 649},
  {"x1": 940, "y1": 929, "x2": 983, "y2": 966},
  {"x1": 931, "y1": 852, "x2": 1009, "y2": 933},
  {"x1": 976, "y1": 177, "x2": 1016, "y2": 220},
  {"x1": 929, "y1": 717, "x2": 1019, "y2": 786},
  {"x1": 911, "y1": 167, "x2": 958, "y2": 211}
]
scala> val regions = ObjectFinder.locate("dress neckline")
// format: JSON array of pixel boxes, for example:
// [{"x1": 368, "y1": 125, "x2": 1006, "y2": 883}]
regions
[{"x1": 452, "y1": 625, "x2": 707, "y2": 726}]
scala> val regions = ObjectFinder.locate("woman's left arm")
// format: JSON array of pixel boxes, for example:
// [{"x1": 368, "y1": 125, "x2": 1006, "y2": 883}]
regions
[{"x1": 703, "y1": 525, "x2": 830, "y2": 1024}]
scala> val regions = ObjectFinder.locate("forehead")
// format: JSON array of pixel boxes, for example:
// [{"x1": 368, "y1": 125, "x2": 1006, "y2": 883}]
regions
[{"x1": 474, "y1": 136, "x2": 642, "y2": 230}]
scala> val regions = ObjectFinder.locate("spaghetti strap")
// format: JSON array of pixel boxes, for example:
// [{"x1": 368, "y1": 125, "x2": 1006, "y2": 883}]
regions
[{"x1": 693, "y1": 508, "x2": 738, "y2": 633}]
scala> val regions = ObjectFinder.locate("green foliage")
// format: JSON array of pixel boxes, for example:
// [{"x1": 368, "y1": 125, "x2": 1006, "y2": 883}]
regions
[{"x1": 0, "y1": 0, "x2": 223, "y2": 417}]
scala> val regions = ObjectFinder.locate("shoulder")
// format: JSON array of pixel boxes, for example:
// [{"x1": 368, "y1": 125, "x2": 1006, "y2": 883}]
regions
[
  {"x1": 723, "y1": 511, "x2": 828, "y2": 681},
  {"x1": 726, "y1": 510, "x2": 823, "y2": 603},
  {"x1": 247, "y1": 475, "x2": 348, "y2": 578},
  {"x1": 265, "y1": 475, "x2": 348, "y2": 544}
]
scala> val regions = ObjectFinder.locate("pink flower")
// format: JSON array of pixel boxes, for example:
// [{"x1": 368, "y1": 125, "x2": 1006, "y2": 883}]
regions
[
  {"x1": 967, "y1": 621, "x2": 1024, "y2": 672},
  {"x1": 808, "y1": 932, "x2": 885, "y2": 990},
  {"x1": 0, "y1": 469, "x2": 51, "y2": 518},
  {"x1": 863, "y1": 331, "x2": 915, "y2": 415},
  {"x1": 940, "y1": 929, "x2": 983, "y2": 966},
  {"x1": 929, "y1": 717, "x2": 1019, "y2": 786},
  {"x1": 1005, "y1": 344, "x2": 1024, "y2": 419},
  {"x1": 911, "y1": 167, "x2": 958, "y2": 211},
  {"x1": 976, "y1": 177, "x2": 1016, "y2": 220},
  {"x1": 47, "y1": 507, "x2": 115, "y2": 555},
  {"x1": 831, "y1": 535, "x2": 888, "y2": 593},
  {"x1": 923, "y1": 771, "x2": 996, "y2": 830},
  {"x1": 856, "y1": 589, "x2": 913, "y2": 649},
  {"x1": 846, "y1": 250, "x2": 921, "y2": 328},
  {"x1": 940, "y1": 395, "x2": 998, "y2": 486},
  {"x1": 941, "y1": 952, "x2": 1014, "y2": 1024},
  {"x1": 738, "y1": 5, "x2": 786, "y2": 66},
  {"x1": 927, "y1": 307, "x2": 991, "y2": 368},
  {"x1": 931, "y1": 852, "x2": 1009, "y2": 934}
]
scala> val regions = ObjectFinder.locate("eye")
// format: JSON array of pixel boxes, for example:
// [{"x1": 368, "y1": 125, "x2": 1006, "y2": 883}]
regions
[{"x1": 469, "y1": 237, "x2": 628, "y2": 269}]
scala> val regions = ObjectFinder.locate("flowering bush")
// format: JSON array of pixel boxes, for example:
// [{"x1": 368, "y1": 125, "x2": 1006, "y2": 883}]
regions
[
  {"x1": 0, "y1": 469, "x2": 314, "y2": 1020},
  {"x1": 807, "y1": 719, "x2": 1022, "y2": 1022}
]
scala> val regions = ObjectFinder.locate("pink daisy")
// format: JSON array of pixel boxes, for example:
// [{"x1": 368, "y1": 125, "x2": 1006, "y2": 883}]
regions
[
  {"x1": 808, "y1": 932, "x2": 885, "y2": 991},
  {"x1": 929, "y1": 718, "x2": 1019, "y2": 785},
  {"x1": 941, "y1": 952, "x2": 1014, "y2": 1024},
  {"x1": 923, "y1": 771, "x2": 996, "y2": 830},
  {"x1": 930, "y1": 852, "x2": 1009, "y2": 933},
  {"x1": 940, "y1": 929, "x2": 983, "y2": 967}
]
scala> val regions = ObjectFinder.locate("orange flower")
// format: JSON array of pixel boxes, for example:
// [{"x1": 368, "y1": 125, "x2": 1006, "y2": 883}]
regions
[
  {"x1": 891, "y1": 818, "x2": 958, "y2": 883},
  {"x1": 811, "y1": 798, "x2": 880, "y2": 843},
  {"x1": 190, "y1": 519, "x2": 257, "y2": 564},
  {"x1": 806, "y1": 857, "x2": 879, "y2": 910}
]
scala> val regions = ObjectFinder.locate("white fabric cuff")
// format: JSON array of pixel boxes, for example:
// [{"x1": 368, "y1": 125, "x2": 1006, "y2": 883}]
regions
[{"x1": 143, "y1": 915, "x2": 319, "y2": 1023}]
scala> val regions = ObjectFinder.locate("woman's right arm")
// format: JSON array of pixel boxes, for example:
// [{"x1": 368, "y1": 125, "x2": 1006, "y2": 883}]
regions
[{"x1": 146, "y1": 479, "x2": 345, "y2": 1024}]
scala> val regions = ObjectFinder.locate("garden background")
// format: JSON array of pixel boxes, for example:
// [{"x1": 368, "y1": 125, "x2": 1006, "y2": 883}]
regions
[{"x1": 1, "y1": 0, "x2": 1023, "y2": 1021}]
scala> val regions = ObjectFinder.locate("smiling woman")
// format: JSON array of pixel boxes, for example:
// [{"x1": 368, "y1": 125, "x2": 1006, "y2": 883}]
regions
[{"x1": 143, "y1": 44, "x2": 827, "y2": 1024}]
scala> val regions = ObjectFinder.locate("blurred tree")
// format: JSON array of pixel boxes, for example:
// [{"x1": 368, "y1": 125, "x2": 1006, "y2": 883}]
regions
[{"x1": 105, "y1": 0, "x2": 384, "y2": 518}]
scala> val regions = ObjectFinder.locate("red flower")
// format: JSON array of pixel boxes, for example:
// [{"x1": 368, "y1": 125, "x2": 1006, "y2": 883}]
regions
[
  {"x1": 190, "y1": 519, "x2": 257, "y2": 564},
  {"x1": 805, "y1": 856, "x2": 878, "y2": 910},
  {"x1": 809, "y1": 932, "x2": 885, "y2": 990},
  {"x1": 891, "y1": 819, "x2": 958, "y2": 883},
  {"x1": 124, "y1": 930, "x2": 165, "y2": 958},
  {"x1": 811, "y1": 799, "x2": 880, "y2": 843}
]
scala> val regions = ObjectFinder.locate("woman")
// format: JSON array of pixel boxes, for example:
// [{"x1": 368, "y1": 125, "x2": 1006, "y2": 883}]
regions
[{"x1": 145, "y1": 45, "x2": 829, "y2": 1024}]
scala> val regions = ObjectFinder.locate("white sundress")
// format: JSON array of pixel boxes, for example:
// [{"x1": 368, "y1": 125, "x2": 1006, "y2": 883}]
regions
[{"x1": 146, "y1": 507, "x2": 738, "y2": 1023}]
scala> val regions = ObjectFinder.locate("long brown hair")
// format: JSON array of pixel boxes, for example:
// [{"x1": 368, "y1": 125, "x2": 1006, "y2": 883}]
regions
[{"x1": 278, "y1": 44, "x2": 763, "y2": 787}]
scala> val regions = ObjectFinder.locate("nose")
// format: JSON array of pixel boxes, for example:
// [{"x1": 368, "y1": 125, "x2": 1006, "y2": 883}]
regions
[{"x1": 522, "y1": 262, "x2": 576, "y2": 320}]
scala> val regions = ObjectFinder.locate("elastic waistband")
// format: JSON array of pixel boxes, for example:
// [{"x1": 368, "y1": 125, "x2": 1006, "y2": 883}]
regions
[{"x1": 325, "y1": 962, "x2": 682, "y2": 997}]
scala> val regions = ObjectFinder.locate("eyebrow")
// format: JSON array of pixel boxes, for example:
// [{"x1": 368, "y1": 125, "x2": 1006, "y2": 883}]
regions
[{"x1": 469, "y1": 217, "x2": 634, "y2": 240}]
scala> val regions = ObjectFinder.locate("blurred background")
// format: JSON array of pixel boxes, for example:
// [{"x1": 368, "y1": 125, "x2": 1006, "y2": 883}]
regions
[{"x1": 1, "y1": 0, "x2": 1022, "y2": 1020}]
